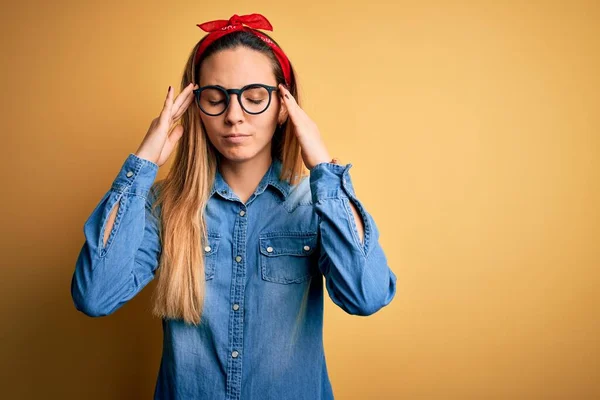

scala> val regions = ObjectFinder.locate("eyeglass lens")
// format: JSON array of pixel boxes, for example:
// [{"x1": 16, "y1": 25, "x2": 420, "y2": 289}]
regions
[{"x1": 198, "y1": 86, "x2": 271, "y2": 115}]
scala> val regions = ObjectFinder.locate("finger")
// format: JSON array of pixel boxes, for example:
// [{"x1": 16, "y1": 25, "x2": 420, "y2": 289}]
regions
[
  {"x1": 167, "y1": 124, "x2": 184, "y2": 147},
  {"x1": 171, "y1": 95, "x2": 194, "y2": 122},
  {"x1": 172, "y1": 84, "x2": 197, "y2": 120},
  {"x1": 278, "y1": 83, "x2": 306, "y2": 122},
  {"x1": 159, "y1": 86, "x2": 174, "y2": 126},
  {"x1": 278, "y1": 83, "x2": 294, "y2": 104},
  {"x1": 172, "y1": 82, "x2": 195, "y2": 114},
  {"x1": 159, "y1": 124, "x2": 184, "y2": 165}
]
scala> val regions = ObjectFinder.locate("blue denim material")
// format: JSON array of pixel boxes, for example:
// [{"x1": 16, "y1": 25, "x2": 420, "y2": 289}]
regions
[{"x1": 71, "y1": 153, "x2": 397, "y2": 399}]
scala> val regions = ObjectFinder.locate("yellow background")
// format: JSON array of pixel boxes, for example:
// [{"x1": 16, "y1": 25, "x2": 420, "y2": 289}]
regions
[{"x1": 1, "y1": 0, "x2": 598, "y2": 399}]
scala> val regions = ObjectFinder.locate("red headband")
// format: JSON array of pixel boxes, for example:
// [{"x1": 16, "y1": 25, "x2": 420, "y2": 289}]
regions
[{"x1": 194, "y1": 13, "x2": 292, "y2": 87}]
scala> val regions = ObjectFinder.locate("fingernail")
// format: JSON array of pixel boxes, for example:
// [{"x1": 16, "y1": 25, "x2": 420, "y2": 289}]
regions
[{"x1": 168, "y1": 86, "x2": 171, "y2": 93}]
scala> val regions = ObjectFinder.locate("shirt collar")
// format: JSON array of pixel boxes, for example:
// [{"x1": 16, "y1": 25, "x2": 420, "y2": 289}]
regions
[{"x1": 209, "y1": 158, "x2": 292, "y2": 201}]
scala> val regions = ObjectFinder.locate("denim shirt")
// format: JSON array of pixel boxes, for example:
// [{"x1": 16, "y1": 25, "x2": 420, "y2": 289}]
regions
[{"x1": 71, "y1": 153, "x2": 397, "y2": 400}]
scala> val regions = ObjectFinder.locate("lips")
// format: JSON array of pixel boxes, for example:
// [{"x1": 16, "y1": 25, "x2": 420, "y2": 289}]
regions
[{"x1": 222, "y1": 134, "x2": 251, "y2": 144}]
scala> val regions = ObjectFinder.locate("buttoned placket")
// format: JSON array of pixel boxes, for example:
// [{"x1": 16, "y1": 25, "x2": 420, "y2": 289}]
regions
[
  {"x1": 210, "y1": 162, "x2": 279, "y2": 400},
  {"x1": 227, "y1": 196, "x2": 248, "y2": 400}
]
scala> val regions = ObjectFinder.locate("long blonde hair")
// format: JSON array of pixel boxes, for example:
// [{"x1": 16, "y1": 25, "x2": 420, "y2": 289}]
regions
[{"x1": 149, "y1": 30, "x2": 306, "y2": 326}]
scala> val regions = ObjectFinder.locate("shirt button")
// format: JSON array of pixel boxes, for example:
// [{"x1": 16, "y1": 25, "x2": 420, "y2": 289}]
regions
[
  {"x1": 303, "y1": 245, "x2": 311, "y2": 251},
  {"x1": 232, "y1": 304, "x2": 239, "y2": 311},
  {"x1": 235, "y1": 256, "x2": 242, "y2": 262},
  {"x1": 204, "y1": 246, "x2": 211, "y2": 253},
  {"x1": 126, "y1": 171, "x2": 134, "y2": 178},
  {"x1": 232, "y1": 350, "x2": 239, "y2": 358},
  {"x1": 239, "y1": 210, "x2": 246, "y2": 217},
  {"x1": 266, "y1": 246, "x2": 274, "y2": 253}
]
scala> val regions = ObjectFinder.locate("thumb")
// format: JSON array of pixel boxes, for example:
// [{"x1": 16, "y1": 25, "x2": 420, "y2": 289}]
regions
[
  {"x1": 168, "y1": 124, "x2": 184, "y2": 145},
  {"x1": 158, "y1": 124, "x2": 184, "y2": 166}
]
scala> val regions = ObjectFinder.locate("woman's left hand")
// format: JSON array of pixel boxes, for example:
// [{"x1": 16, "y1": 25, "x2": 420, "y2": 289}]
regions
[{"x1": 278, "y1": 84, "x2": 332, "y2": 170}]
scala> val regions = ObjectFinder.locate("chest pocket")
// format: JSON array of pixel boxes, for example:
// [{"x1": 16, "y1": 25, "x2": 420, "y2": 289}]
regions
[
  {"x1": 259, "y1": 231, "x2": 319, "y2": 284},
  {"x1": 203, "y1": 233, "x2": 221, "y2": 281}
]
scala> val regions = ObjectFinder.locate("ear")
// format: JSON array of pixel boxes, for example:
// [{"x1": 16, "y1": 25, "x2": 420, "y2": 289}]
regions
[{"x1": 277, "y1": 100, "x2": 289, "y2": 126}]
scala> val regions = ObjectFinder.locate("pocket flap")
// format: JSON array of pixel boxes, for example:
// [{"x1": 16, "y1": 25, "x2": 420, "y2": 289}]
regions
[{"x1": 259, "y1": 232, "x2": 317, "y2": 256}]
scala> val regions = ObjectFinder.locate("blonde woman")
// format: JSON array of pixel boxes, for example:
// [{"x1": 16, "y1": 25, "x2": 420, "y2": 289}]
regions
[{"x1": 71, "y1": 13, "x2": 397, "y2": 400}]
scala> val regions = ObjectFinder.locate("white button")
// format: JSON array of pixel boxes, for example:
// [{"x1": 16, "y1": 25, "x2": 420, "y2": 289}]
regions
[
  {"x1": 126, "y1": 171, "x2": 134, "y2": 177},
  {"x1": 239, "y1": 210, "x2": 246, "y2": 216},
  {"x1": 235, "y1": 256, "x2": 242, "y2": 262},
  {"x1": 204, "y1": 246, "x2": 211, "y2": 253},
  {"x1": 266, "y1": 246, "x2": 273, "y2": 253},
  {"x1": 232, "y1": 304, "x2": 239, "y2": 311},
  {"x1": 232, "y1": 350, "x2": 239, "y2": 358},
  {"x1": 303, "y1": 245, "x2": 311, "y2": 251}
]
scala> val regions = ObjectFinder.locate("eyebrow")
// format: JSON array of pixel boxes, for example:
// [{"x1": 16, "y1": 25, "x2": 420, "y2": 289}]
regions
[{"x1": 205, "y1": 83, "x2": 268, "y2": 89}]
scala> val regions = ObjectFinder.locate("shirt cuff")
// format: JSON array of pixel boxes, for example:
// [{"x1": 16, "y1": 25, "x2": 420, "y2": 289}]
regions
[
  {"x1": 309, "y1": 162, "x2": 357, "y2": 203},
  {"x1": 110, "y1": 153, "x2": 159, "y2": 197}
]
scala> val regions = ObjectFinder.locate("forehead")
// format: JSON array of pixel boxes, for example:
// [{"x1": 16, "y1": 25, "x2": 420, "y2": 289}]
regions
[{"x1": 199, "y1": 47, "x2": 276, "y2": 87}]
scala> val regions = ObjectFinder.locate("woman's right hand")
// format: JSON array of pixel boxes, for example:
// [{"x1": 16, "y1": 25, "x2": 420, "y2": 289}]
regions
[{"x1": 135, "y1": 82, "x2": 198, "y2": 167}]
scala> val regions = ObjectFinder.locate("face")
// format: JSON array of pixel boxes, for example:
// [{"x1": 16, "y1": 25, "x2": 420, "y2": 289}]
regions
[{"x1": 198, "y1": 47, "x2": 288, "y2": 164}]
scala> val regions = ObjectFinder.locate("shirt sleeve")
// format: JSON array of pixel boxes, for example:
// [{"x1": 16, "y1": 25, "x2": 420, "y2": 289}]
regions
[
  {"x1": 70, "y1": 153, "x2": 162, "y2": 317},
  {"x1": 309, "y1": 162, "x2": 397, "y2": 316}
]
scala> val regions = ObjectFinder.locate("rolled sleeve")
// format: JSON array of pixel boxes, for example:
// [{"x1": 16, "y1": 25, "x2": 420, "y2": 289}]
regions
[
  {"x1": 111, "y1": 153, "x2": 159, "y2": 197},
  {"x1": 309, "y1": 161, "x2": 356, "y2": 202},
  {"x1": 309, "y1": 162, "x2": 396, "y2": 316},
  {"x1": 71, "y1": 153, "x2": 161, "y2": 317}
]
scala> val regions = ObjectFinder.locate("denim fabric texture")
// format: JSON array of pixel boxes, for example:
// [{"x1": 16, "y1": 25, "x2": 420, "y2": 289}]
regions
[{"x1": 71, "y1": 153, "x2": 397, "y2": 400}]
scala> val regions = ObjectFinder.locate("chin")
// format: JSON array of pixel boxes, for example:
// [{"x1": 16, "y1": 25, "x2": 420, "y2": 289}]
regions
[{"x1": 217, "y1": 146, "x2": 258, "y2": 162}]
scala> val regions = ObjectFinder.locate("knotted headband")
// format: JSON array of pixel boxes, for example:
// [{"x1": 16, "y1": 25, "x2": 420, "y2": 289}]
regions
[{"x1": 194, "y1": 13, "x2": 292, "y2": 87}]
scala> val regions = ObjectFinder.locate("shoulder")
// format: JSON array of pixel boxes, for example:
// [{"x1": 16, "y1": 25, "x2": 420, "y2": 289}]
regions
[{"x1": 282, "y1": 175, "x2": 313, "y2": 210}]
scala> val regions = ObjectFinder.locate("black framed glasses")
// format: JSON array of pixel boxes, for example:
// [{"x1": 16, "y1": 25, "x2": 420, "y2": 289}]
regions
[{"x1": 193, "y1": 83, "x2": 279, "y2": 116}]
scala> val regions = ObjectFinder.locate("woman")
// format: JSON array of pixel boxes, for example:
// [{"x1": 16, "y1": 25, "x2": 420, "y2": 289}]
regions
[{"x1": 71, "y1": 13, "x2": 397, "y2": 400}]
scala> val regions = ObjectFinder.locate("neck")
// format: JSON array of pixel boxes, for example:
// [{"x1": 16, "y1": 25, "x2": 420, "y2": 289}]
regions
[{"x1": 218, "y1": 152, "x2": 273, "y2": 204}]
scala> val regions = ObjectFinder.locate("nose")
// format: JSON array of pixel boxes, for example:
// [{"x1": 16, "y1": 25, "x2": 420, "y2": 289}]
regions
[{"x1": 224, "y1": 93, "x2": 245, "y2": 125}]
